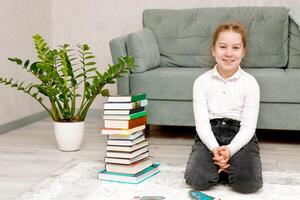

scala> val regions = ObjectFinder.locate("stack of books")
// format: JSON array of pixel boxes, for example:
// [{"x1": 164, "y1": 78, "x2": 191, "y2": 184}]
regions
[{"x1": 98, "y1": 93, "x2": 160, "y2": 184}]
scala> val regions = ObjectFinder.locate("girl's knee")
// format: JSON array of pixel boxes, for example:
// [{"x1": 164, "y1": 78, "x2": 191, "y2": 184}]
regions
[
  {"x1": 184, "y1": 168, "x2": 218, "y2": 190},
  {"x1": 229, "y1": 173, "x2": 263, "y2": 193},
  {"x1": 231, "y1": 181, "x2": 263, "y2": 193}
]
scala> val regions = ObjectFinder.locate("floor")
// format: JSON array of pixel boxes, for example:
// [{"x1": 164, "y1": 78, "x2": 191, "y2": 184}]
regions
[{"x1": 0, "y1": 114, "x2": 300, "y2": 200}]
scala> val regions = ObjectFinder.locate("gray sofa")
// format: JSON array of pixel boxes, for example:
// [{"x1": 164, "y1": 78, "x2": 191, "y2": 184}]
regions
[{"x1": 110, "y1": 7, "x2": 300, "y2": 131}]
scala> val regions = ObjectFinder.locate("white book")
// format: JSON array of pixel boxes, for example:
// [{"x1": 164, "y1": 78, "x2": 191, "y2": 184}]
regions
[
  {"x1": 108, "y1": 130, "x2": 144, "y2": 140},
  {"x1": 103, "y1": 99, "x2": 148, "y2": 110},
  {"x1": 106, "y1": 146, "x2": 148, "y2": 158},
  {"x1": 103, "y1": 107, "x2": 144, "y2": 115},
  {"x1": 101, "y1": 125, "x2": 145, "y2": 135},
  {"x1": 107, "y1": 93, "x2": 146, "y2": 103},
  {"x1": 105, "y1": 152, "x2": 149, "y2": 164},
  {"x1": 107, "y1": 135, "x2": 145, "y2": 146},
  {"x1": 106, "y1": 140, "x2": 148, "y2": 152},
  {"x1": 103, "y1": 111, "x2": 146, "y2": 120},
  {"x1": 105, "y1": 158, "x2": 153, "y2": 174},
  {"x1": 104, "y1": 116, "x2": 146, "y2": 129}
]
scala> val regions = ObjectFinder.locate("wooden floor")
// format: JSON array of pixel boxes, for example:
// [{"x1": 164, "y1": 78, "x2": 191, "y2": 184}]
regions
[{"x1": 0, "y1": 114, "x2": 300, "y2": 199}]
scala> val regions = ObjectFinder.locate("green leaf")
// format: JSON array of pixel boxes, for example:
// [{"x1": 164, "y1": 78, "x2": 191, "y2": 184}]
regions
[
  {"x1": 32, "y1": 93, "x2": 38, "y2": 98},
  {"x1": 30, "y1": 62, "x2": 39, "y2": 73},
  {"x1": 86, "y1": 62, "x2": 96, "y2": 66},
  {"x1": 71, "y1": 79, "x2": 77, "y2": 86},
  {"x1": 92, "y1": 77, "x2": 100, "y2": 86},
  {"x1": 86, "y1": 68, "x2": 97, "y2": 72},
  {"x1": 75, "y1": 73, "x2": 86, "y2": 79},
  {"x1": 85, "y1": 55, "x2": 95, "y2": 59},
  {"x1": 24, "y1": 60, "x2": 30, "y2": 68},
  {"x1": 83, "y1": 44, "x2": 89, "y2": 51},
  {"x1": 100, "y1": 89, "x2": 109, "y2": 97},
  {"x1": 8, "y1": 57, "x2": 22, "y2": 65}
]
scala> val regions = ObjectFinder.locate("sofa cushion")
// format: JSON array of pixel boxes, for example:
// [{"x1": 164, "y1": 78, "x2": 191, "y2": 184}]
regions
[
  {"x1": 127, "y1": 28, "x2": 160, "y2": 73},
  {"x1": 288, "y1": 18, "x2": 300, "y2": 68},
  {"x1": 130, "y1": 67, "x2": 300, "y2": 103},
  {"x1": 143, "y1": 7, "x2": 289, "y2": 68},
  {"x1": 238, "y1": 68, "x2": 300, "y2": 103},
  {"x1": 130, "y1": 67, "x2": 209, "y2": 100}
]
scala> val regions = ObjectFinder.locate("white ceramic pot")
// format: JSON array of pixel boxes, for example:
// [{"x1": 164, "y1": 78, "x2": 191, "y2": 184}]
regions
[{"x1": 54, "y1": 121, "x2": 85, "y2": 151}]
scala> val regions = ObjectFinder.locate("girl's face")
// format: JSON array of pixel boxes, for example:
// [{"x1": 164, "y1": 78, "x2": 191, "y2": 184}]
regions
[{"x1": 212, "y1": 31, "x2": 245, "y2": 78}]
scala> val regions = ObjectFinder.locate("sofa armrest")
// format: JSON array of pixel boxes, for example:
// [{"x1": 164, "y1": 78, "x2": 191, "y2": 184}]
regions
[{"x1": 109, "y1": 34, "x2": 130, "y2": 95}]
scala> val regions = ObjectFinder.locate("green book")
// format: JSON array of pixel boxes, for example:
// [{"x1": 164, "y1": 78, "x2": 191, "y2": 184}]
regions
[{"x1": 107, "y1": 93, "x2": 146, "y2": 102}]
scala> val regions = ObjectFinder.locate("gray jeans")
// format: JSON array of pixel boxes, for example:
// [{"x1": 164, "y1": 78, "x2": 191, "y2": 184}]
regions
[{"x1": 184, "y1": 118, "x2": 263, "y2": 193}]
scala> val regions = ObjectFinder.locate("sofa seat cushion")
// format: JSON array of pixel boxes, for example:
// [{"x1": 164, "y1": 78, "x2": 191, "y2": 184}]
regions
[
  {"x1": 130, "y1": 67, "x2": 209, "y2": 100},
  {"x1": 130, "y1": 67, "x2": 300, "y2": 103},
  {"x1": 143, "y1": 7, "x2": 288, "y2": 68},
  {"x1": 244, "y1": 68, "x2": 300, "y2": 103}
]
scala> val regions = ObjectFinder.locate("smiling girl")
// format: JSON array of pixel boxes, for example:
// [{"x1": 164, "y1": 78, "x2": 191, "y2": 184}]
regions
[{"x1": 184, "y1": 22, "x2": 263, "y2": 193}]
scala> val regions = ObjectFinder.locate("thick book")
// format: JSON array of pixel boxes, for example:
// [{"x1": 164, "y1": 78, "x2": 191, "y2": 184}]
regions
[
  {"x1": 101, "y1": 125, "x2": 145, "y2": 135},
  {"x1": 106, "y1": 140, "x2": 148, "y2": 152},
  {"x1": 105, "y1": 152, "x2": 149, "y2": 164},
  {"x1": 103, "y1": 111, "x2": 147, "y2": 120},
  {"x1": 106, "y1": 146, "x2": 148, "y2": 158},
  {"x1": 107, "y1": 135, "x2": 145, "y2": 146},
  {"x1": 104, "y1": 116, "x2": 147, "y2": 129},
  {"x1": 103, "y1": 107, "x2": 145, "y2": 115},
  {"x1": 105, "y1": 158, "x2": 153, "y2": 174},
  {"x1": 108, "y1": 130, "x2": 144, "y2": 140},
  {"x1": 107, "y1": 93, "x2": 146, "y2": 102},
  {"x1": 103, "y1": 99, "x2": 148, "y2": 110},
  {"x1": 98, "y1": 163, "x2": 160, "y2": 184}
]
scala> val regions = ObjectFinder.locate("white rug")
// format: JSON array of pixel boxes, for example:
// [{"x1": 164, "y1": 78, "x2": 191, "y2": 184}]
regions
[{"x1": 15, "y1": 160, "x2": 300, "y2": 200}]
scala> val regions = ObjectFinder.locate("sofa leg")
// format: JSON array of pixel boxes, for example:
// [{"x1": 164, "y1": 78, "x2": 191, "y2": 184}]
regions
[{"x1": 145, "y1": 124, "x2": 150, "y2": 138}]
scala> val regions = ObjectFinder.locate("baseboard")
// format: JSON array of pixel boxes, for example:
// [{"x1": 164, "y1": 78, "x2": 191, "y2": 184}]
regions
[
  {"x1": 0, "y1": 109, "x2": 102, "y2": 136},
  {"x1": 0, "y1": 111, "x2": 49, "y2": 135}
]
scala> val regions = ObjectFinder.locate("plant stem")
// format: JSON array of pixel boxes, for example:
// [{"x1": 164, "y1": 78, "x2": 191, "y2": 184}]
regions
[
  {"x1": 49, "y1": 97, "x2": 60, "y2": 121},
  {"x1": 80, "y1": 84, "x2": 104, "y2": 120},
  {"x1": 71, "y1": 88, "x2": 76, "y2": 118}
]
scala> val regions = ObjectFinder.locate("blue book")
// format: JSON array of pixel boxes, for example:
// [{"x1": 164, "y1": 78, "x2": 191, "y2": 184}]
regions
[
  {"x1": 98, "y1": 163, "x2": 160, "y2": 184},
  {"x1": 190, "y1": 190, "x2": 220, "y2": 200}
]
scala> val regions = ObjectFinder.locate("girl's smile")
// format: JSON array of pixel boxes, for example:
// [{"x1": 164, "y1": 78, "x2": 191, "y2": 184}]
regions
[{"x1": 212, "y1": 31, "x2": 245, "y2": 79}]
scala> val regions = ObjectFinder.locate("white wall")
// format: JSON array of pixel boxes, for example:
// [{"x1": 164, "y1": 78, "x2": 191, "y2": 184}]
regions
[
  {"x1": 1, "y1": 0, "x2": 300, "y2": 125},
  {"x1": 0, "y1": 0, "x2": 52, "y2": 126}
]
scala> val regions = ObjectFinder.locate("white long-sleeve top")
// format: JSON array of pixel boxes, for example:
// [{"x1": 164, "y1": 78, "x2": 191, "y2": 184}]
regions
[{"x1": 193, "y1": 65, "x2": 260, "y2": 156}]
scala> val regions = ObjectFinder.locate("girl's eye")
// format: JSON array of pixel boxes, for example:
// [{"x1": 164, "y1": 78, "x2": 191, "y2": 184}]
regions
[
  {"x1": 220, "y1": 46, "x2": 226, "y2": 49},
  {"x1": 233, "y1": 47, "x2": 240, "y2": 50}
]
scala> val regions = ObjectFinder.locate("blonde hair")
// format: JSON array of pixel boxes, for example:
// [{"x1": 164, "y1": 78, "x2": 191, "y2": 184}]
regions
[{"x1": 212, "y1": 22, "x2": 247, "y2": 49}]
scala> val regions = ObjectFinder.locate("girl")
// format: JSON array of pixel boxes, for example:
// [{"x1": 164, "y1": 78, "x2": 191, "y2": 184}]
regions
[{"x1": 184, "y1": 22, "x2": 263, "y2": 193}]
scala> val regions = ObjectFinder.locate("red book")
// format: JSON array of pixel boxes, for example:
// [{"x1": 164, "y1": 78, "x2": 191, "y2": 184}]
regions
[{"x1": 104, "y1": 116, "x2": 147, "y2": 129}]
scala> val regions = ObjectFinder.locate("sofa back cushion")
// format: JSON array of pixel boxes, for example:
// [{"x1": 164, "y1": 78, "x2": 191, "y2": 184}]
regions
[
  {"x1": 127, "y1": 28, "x2": 160, "y2": 73},
  {"x1": 288, "y1": 18, "x2": 300, "y2": 68},
  {"x1": 143, "y1": 7, "x2": 289, "y2": 68}
]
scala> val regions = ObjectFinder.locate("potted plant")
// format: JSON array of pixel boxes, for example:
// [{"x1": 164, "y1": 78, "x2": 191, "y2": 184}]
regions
[{"x1": 0, "y1": 34, "x2": 135, "y2": 151}]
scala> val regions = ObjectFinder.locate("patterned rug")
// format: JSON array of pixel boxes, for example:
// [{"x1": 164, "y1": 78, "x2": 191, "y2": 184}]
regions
[{"x1": 15, "y1": 160, "x2": 300, "y2": 200}]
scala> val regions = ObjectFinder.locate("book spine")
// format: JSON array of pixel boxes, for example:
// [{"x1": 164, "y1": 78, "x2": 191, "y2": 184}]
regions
[
  {"x1": 128, "y1": 116, "x2": 147, "y2": 129},
  {"x1": 128, "y1": 107, "x2": 145, "y2": 114}
]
